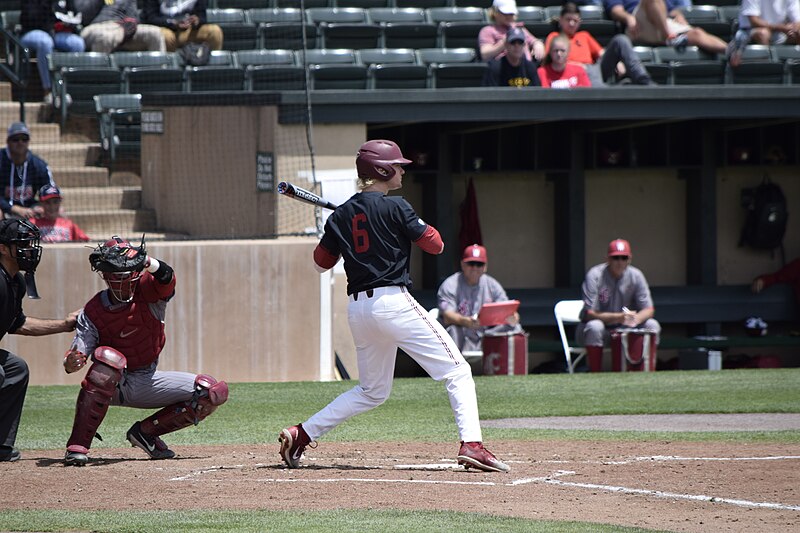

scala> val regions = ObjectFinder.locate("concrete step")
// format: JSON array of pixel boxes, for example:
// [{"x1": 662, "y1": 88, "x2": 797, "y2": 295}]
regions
[
  {"x1": 70, "y1": 208, "x2": 157, "y2": 239},
  {"x1": 0, "y1": 101, "x2": 47, "y2": 126},
  {"x1": 0, "y1": 82, "x2": 12, "y2": 102},
  {"x1": 61, "y1": 186, "x2": 141, "y2": 211},
  {"x1": 52, "y1": 166, "x2": 110, "y2": 187},
  {"x1": 30, "y1": 142, "x2": 102, "y2": 167},
  {"x1": 25, "y1": 123, "x2": 61, "y2": 143}
]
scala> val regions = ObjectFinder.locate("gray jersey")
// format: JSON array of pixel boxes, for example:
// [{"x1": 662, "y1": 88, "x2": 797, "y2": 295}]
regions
[
  {"x1": 437, "y1": 272, "x2": 522, "y2": 353},
  {"x1": 581, "y1": 262, "x2": 654, "y2": 319}
]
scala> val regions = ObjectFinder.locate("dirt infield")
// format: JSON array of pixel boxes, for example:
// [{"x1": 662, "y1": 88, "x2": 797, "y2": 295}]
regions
[{"x1": 4, "y1": 437, "x2": 799, "y2": 532}]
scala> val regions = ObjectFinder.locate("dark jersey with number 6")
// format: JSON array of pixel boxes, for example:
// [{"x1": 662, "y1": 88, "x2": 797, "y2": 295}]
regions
[{"x1": 318, "y1": 191, "x2": 427, "y2": 295}]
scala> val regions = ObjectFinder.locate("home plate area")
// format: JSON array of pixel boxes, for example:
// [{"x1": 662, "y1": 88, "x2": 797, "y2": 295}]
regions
[
  {"x1": 5, "y1": 440, "x2": 798, "y2": 532},
  {"x1": 159, "y1": 440, "x2": 799, "y2": 532}
]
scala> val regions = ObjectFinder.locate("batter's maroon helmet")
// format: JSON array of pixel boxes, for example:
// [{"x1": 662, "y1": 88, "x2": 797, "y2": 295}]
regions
[{"x1": 356, "y1": 139, "x2": 412, "y2": 181}]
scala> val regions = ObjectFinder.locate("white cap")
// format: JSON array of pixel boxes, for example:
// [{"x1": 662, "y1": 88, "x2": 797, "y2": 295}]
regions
[{"x1": 493, "y1": 0, "x2": 518, "y2": 15}]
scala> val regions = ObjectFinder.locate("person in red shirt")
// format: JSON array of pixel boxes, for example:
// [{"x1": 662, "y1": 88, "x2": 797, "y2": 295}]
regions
[
  {"x1": 28, "y1": 184, "x2": 90, "y2": 243},
  {"x1": 538, "y1": 34, "x2": 592, "y2": 88},
  {"x1": 545, "y1": 2, "x2": 654, "y2": 86},
  {"x1": 752, "y1": 258, "x2": 800, "y2": 309}
]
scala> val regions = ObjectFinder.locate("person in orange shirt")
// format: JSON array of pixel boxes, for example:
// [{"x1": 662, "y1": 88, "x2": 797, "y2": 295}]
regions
[
  {"x1": 538, "y1": 34, "x2": 592, "y2": 88},
  {"x1": 545, "y1": 2, "x2": 655, "y2": 86}
]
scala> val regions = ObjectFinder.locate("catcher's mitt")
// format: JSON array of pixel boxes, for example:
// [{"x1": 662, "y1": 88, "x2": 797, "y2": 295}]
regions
[{"x1": 89, "y1": 236, "x2": 147, "y2": 273}]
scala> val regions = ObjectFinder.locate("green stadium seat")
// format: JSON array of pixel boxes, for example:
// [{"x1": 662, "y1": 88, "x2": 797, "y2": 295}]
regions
[
  {"x1": 361, "y1": 48, "x2": 429, "y2": 89},
  {"x1": 238, "y1": 48, "x2": 306, "y2": 91},
  {"x1": 184, "y1": 50, "x2": 246, "y2": 92},
  {"x1": 207, "y1": 8, "x2": 259, "y2": 50},
  {"x1": 49, "y1": 52, "x2": 123, "y2": 128},
  {"x1": 94, "y1": 93, "x2": 141, "y2": 171},
  {"x1": 369, "y1": 7, "x2": 438, "y2": 49},
  {"x1": 306, "y1": 7, "x2": 382, "y2": 49},
  {"x1": 114, "y1": 51, "x2": 184, "y2": 94}
]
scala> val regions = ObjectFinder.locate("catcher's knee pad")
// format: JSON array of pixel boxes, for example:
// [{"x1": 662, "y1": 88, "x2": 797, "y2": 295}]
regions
[
  {"x1": 141, "y1": 375, "x2": 228, "y2": 437},
  {"x1": 67, "y1": 347, "x2": 126, "y2": 450}
]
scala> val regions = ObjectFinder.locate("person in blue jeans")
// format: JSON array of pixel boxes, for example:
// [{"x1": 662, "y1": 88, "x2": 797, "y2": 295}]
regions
[{"x1": 20, "y1": 1, "x2": 85, "y2": 107}]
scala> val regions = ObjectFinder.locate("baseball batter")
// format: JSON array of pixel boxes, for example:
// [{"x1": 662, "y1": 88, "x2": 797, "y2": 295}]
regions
[
  {"x1": 576, "y1": 238, "x2": 661, "y2": 372},
  {"x1": 62, "y1": 236, "x2": 228, "y2": 466},
  {"x1": 278, "y1": 139, "x2": 510, "y2": 473}
]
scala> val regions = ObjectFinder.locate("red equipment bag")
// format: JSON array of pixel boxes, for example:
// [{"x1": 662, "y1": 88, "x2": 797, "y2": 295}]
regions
[
  {"x1": 610, "y1": 328, "x2": 657, "y2": 372},
  {"x1": 482, "y1": 332, "x2": 528, "y2": 375}
]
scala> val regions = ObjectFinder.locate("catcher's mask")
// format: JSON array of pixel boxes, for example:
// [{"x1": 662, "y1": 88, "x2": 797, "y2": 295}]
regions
[
  {"x1": 355, "y1": 139, "x2": 411, "y2": 181},
  {"x1": 91, "y1": 236, "x2": 145, "y2": 303},
  {"x1": 0, "y1": 218, "x2": 42, "y2": 272}
]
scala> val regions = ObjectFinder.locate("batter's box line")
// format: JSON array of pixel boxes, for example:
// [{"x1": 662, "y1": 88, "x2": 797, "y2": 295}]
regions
[
  {"x1": 542, "y1": 455, "x2": 800, "y2": 466},
  {"x1": 512, "y1": 472, "x2": 800, "y2": 512}
]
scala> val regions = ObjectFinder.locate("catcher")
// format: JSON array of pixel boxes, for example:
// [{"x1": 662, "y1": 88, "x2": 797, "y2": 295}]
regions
[{"x1": 62, "y1": 236, "x2": 228, "y2": 466}]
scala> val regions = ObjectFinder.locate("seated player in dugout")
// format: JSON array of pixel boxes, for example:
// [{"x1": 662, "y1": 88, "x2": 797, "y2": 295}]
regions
[
  {"x1": 576, "y1": 238, "x2": 661, "y2": 371},
  {"x1": 437, "y1": 244, "x2": 522, "y2": 354},
  {"x1": 62, "y1": 236, "x2": 228, "y2": 466}
]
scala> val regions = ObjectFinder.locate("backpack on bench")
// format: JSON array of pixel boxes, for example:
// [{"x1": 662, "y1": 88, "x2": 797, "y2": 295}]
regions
[{"x1": 739, "y1": 175, "x2": 788, "y2": 258}]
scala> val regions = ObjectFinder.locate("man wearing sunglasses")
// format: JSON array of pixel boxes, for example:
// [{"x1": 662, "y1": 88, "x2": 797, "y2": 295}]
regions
[
  {"x1": 437, "y1": 244, "x2": 522, "y2": 354},
  {"x1": 0, "y1": 123, "x2": 56, "y2": 220},
  {"x1": 577, "y1": 238, "x2": 660, "y2": 372}
]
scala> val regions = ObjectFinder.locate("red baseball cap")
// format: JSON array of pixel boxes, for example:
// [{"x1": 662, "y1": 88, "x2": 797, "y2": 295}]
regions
[
  {"x1": 607, "y1": 239, "x2": 632, "y2": 257},
  {"x1": 462, "y1": 244, "x2": 487, "y2": 263}
]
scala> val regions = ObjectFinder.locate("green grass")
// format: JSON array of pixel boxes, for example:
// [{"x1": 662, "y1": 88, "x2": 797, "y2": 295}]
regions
[
  {"x1": 0, "y1": 509, "x2": 670, "y2": 533},
  {"x1": 6, "y1": 368, "x2": 799, "y2": 532},
  {"x1": 17, "y1": 368, "x2": 800, "y2": 450}
]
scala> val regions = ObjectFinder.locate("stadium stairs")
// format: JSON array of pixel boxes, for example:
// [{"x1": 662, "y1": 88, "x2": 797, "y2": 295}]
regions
[{"x1": 0, "y1": 79, "x2": 160, "y2": 242}]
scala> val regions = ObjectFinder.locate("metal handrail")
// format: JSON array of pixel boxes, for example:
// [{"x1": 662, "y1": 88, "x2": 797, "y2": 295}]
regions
[{"x1": 0, "y1": 26, "x2": 30, "y2": 123}]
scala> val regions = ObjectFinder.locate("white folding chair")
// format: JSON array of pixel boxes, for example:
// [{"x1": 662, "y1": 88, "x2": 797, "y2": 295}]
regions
[{"x1": 554, "y1": 300, "x2": 587, "y2": 374}]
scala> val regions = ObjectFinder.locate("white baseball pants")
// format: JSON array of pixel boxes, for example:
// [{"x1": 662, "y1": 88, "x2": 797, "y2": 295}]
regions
[{"x1": 303, "y1": 285, "x2": 483, "y2": 443}]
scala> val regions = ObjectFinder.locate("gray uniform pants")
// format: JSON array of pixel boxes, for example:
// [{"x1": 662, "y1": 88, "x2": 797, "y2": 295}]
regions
[
  {"x1": 112, "y1": 363, "x2": 196, "y2": 409},
  {"x1": 0, "y1": 350, "x2": 29, "y2": 452},
  {"x1": 577, "y1": 318, "x2": 661, "y2": 347},
  {"x1": 587, "y1": 34, "x2": 653, "y2": 86}
]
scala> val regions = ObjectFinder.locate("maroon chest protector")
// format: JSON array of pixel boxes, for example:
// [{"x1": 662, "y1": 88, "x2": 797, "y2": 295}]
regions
[{"x1": 84, "y1": 291, "x2": 166, "y2": 370}]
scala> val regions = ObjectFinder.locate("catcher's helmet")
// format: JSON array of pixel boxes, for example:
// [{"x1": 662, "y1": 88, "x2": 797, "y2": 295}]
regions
[
  {"x1": 355, "y1": 139, "x2": 411, "y2": 181},
  {"x1": 0, "y1": 218, "x2": 42, "y2": 272},
  {"x1": 91, "y1": 236, "x2": 146, "y2": 303}
]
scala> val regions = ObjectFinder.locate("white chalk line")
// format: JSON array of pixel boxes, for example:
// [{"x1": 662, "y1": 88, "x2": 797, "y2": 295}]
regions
[
  {"x1": 170, "y1": 456, "x2": 800, "y2": 512},
  {"x1": 513, "y1": 476, "x2": 800, "y2": 512},
  {"x1": 542, "y1": 454, "x2": 800, "y2": 466}
]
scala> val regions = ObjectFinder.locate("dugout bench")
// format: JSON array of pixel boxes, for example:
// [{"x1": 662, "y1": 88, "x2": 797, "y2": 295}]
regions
[{"x1": 411, "y1": 284, "x2": 800, "y2": 371}]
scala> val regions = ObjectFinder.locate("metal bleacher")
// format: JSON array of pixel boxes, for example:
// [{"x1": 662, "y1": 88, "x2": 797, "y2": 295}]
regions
[{"x1": 3, "y1": 1, "x2": 798, "y2": 151}]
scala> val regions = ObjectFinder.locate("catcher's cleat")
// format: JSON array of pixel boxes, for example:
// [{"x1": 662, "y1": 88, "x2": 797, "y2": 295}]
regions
[
  {"x1": 64, "y1": 449, "x2": 88, "y2": 467},
  {"x1": 126, "y1": 422, "x2": 176, "y2": 460},
  {"x1": 278, "y1": 424, "x2": 312, "y2": 468},
  {"x1": 457, "y1": 442, "x2": 511, "y2": 473}
]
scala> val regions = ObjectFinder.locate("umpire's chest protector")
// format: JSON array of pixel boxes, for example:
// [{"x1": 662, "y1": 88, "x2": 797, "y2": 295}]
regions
[{"x1": 84, "y1": 292, "x2": 167, "y2": 371}]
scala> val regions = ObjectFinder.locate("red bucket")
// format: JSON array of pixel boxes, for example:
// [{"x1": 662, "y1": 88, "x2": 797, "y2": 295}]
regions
[
  {"x1": 482, "y1": 333, "x2": 528, "y2": 375},
  {"x1": 610, "y1": 328, "x2": 657, "y2": 372}
]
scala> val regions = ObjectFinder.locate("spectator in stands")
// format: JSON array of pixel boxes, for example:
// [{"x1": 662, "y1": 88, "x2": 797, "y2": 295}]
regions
[
  {"x1": 479, "y1": 0, "x2": 546, "y2": 62},
  {"x1": 738, "y1": 0, "x2": 800, "y2": 46},
  {"x1": 141, "y1": 0, "x2": 223, "y2": 53},
  {"x1": 20, "y1": 1, "x2": 86, "y2": 107},
  {"x1": 547, "y1": 2, "x2": 655, "y2": 86},
  {"x1": 482, "y1": 27, "x2": 541, "y2": 87},
  {"x1": 577, "y1": 238, "x2": 661, "y2": 372},
  {"x1": 752, "y1": 258, "x2": 800, "y2": 308},
  {"x1": 28, "y1": 185, "x2": 89, "y2": 243},
  {"x1": 603, "y1": 0, "x2": 742, "y2": 66},
  {"x1": 80, "y1": 0, "x2": 165, "y2": 53},
  {"x1": 437, "y1": 244, "x2": 522, "y2": 354},
  {"x1": 0, "y1": 122, "x2": 55, "y2": 220},
  {"x1": 538, "y1": 34, "x2": 592, "y2": 88}
]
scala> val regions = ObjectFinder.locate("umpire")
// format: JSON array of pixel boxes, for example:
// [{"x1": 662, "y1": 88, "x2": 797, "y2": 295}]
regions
[{"x1": 0, "y1": 219, "x2": 78, "y2": 462}]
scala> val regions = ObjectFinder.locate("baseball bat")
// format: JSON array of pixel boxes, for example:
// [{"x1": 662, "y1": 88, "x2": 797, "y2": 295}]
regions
[{"x1": 277, "y1": 181, "x2": 338, "y2": 210}]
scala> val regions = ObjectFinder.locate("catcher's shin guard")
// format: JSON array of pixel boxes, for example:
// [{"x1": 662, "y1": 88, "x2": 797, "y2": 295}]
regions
[
  {"x1": 140, "y1": 374, "x2": 228, "y2": 437},
  {"x1": 66, "y1": 347, "x2": 126, "y2": 452}
]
